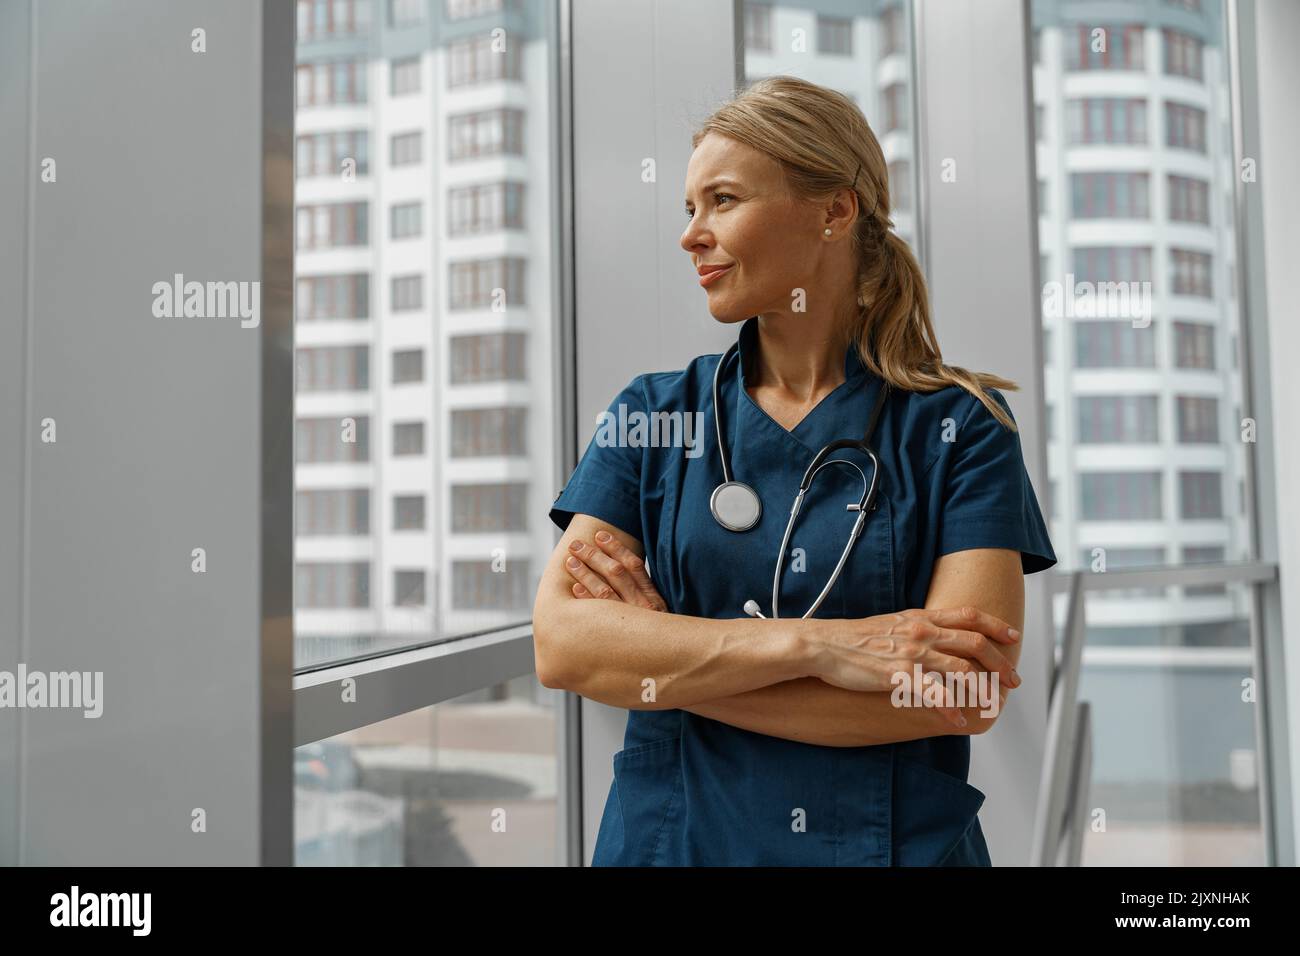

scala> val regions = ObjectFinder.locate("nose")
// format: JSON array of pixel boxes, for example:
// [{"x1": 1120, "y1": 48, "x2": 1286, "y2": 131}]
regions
[{"x1": 680, "y1": 215, "x2": 709, "y2": 256}]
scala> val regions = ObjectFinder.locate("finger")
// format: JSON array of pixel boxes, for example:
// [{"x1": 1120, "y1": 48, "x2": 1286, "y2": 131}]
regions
[
  {"x1": 566, "y1": 539, "x2": 640, "y2": 603},
  {"x1": 932, "y1": 629, "x2": 1021, "y2": 688},
  {"x1": 563, "y1": 552, "x2": 622, "y2": 602},
  {"x1": 572, "y1": 582, "x2": 594, "y2": 598},
  {"x1": 915, "y1": 669, "x2": 966, "y2": 730},
  {"x1": 594, "y1": 531, "x2": 667, "y2": 611},
  {"x1": 926, "y1": 606, "x2": 1019, "y2": 644}
]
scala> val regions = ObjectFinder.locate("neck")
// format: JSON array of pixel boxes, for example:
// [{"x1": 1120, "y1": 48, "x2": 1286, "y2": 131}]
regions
[{"x1": 750, "y1": 314, "x2": 854, "y2": 401}]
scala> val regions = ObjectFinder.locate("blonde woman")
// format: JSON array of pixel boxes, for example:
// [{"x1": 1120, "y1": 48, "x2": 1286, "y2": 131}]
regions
[{"x1": 533, "y1": 76, "x2": 1056, "y2": 866}]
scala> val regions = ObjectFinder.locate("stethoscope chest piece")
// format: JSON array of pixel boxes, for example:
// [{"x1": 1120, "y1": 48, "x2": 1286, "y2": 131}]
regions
[{"x1": 710, "y1": 480, "x2": 762, "y2": 532}]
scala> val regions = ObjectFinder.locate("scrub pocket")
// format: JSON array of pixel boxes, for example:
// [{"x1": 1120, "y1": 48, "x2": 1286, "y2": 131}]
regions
[
  {"x1": 604, "y1": 737, "x2": 683, "y2": 867},
  {"x1": 892, "y1": 756, "x2": 990, "y2": 866}
]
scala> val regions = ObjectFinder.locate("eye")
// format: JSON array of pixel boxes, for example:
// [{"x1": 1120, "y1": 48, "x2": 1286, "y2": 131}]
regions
[{"x1": 684, "y1": 193, "x2": 735, "y2": 219}]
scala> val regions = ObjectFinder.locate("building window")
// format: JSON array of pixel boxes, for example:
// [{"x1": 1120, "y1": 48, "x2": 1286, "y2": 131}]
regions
[
  {"x1": 390, "y1": 55, "x2": 420, "y2": 95},
  {"x1": 392, "y1": 421, "x2": 425, "y2": 456},
  {"x1": 1168, "y1": 174, "x2": 1210, "y2": 224},
  {"x1": 452, "y1": 559, "x2": 531, "y2": 611},
  {"x1": 1076, "y1": 395, "x2": 1159, "y2": 443},
  {"x1": 451, "y1": 482, "x2": 528, "y2": 532},
  {"x1": 447, "y1": 0, "x2": 509, "y2": 20},
  {"x1": 1179, "y1": 471, "x2": 1223, "y2": 519},
  {"x1": 1070, "y1": 172, "x2": 1149, "y2": 218},
  {"x1": 448, "y1": 182, "x2": 526, "y2": 235},
  {"x1": 881, "y1": 5, "x2": 906, "y2": 57},
  {"x1": 390, "y1": 274, "x2": 423, "y2": 311},
  {"x1": 1165, "y1": 101, "x2": 1207, "y2": 152},
  {"x1": 448, "y1": 33, "x2": 523, "y2": 87},
  {"x1": 388, "y1": 0, "x2": 424, "y2": 27},
  {"x1": 393, "y1": 494, "x2": 425, "y2": 530},
  {"x1": 392, "y1": 348, "x2": 424, "y2": 384},
  {"x1": 394, "y1": 569, "x2": 426, "y2": 606},
  {"x1": 744, "y1": 2, "x2": 772, "y2": 53},
  {"x1": 296, "y1": 202, "x2": 368, "y2": 249},
  {"x1": 1170, "y1": 248, "x2": 1213, "y2": 297},
  {"x1": 296, "y1": 415, "x2": 370, "y2": 463},
  {"x1": 450, "y1": 332, "x2": 527, "y2": 383},
  {"x1": 1176, "y1": 395, "x2": 1219, "y2": 443},
  {"x1": 1162, "y1": 27, "x2": 1203, "y2": 80},
  {"x1": 1066, "y1": 98, "x2": 1147, "y2": 145},
  {"x1": 1173, "y1": 320, "x2": 1215, "y2": 369},
  {"x1": 296, "y1": 273, "x2": 370, "y2": 321},
  {"x1": 390, "y1": 201, "x2": 422, "y2": 239},
  {"x1": 296, "y1": 345, "x2": 369, "y2": 392},
  {"x1": 1073, "y1": 320, "x2": 1157, "y2": 368},
  {"x1": 1077, "y1": 546, "x2": 1167, "y2": 596},
  {"x1": 889, "y1": 161, "x2": 912, "y2": 212},
  {"x1": 882, "y1": 84, "x2": 907, "y2": 133},
  {"x1": 296, "y1": 2, "x2": 373, "y2": 42},
  {"x1": 451, "y1": 407, "x2": 527, "y2": 457},
  {"x1": 1079, "y1": 472, "x2": 1162, "y2": 520},
  {"x1": 295, "y1": 59, "x2": 368, "y2": 107},
  {"x1": 1072, "y1": 246, "x2": 1153, "y2": 284},
  {"x1": 1064, "y1": 24, "x2": 1144, "y2": 71},
  {"x1": 295, "y1": 561, "x2": 370, "y2": 608},
  {"x1": 448, "y1": 257, "x2": 527, "y2": 310},
  {"x1": 1182, "y1": 544, "x2": 1226, "y2": 596},
  {"x1": 296, "y1": 488, "x2": 370, "y2": 535},
  {"x1": 817, "y1": 16, "x2": 852, "y2": 55},
  {"x1": 295, "y1": 130, "x2": 369, "y2": 179},
  {"x1": 448, "y1": 108, "x2": 525, "y2": 161},
  {"x1": 390, "y1": 130, "x2": 422, "y2": 166}
]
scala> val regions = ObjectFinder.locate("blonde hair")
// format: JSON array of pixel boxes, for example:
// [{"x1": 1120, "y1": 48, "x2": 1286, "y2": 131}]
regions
[{"x1": 691, "y1": 75, "x2": 1019, "y2": 431}]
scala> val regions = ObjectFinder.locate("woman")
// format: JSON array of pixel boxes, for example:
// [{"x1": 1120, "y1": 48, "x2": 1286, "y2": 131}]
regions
[{"x1": 532, "y1": 75, "x2": 1056, "y2": 866}]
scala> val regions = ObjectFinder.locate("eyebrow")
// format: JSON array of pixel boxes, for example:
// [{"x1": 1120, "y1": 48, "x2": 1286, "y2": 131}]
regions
[{"x1": 684, "y1": 179, "x2": 742, "y2": 205}]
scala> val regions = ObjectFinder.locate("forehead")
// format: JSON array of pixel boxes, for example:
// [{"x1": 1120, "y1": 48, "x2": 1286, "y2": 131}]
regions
[{"x1": 684, "y1": 133, "x2": 775, "y2": 193}]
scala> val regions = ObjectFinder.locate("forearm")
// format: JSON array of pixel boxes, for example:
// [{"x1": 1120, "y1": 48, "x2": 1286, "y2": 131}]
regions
[
  {"x1": 682, "y1": 677, "x2": 976, "y2": 747},
  {"x1": 534, "y1": 599, "x2": 813, "y2": 710}
]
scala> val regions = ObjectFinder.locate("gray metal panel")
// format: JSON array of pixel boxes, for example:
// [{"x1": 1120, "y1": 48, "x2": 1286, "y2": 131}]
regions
[
  {"x1": 2, "y1": 0, "x2": 280, "y2": 864},
  {"x1": 914, "y1": 0, "x2": 1049, "y2": 867},
  {"x1": 570, "y1": 0, "x2": 737, "y2": 865}
]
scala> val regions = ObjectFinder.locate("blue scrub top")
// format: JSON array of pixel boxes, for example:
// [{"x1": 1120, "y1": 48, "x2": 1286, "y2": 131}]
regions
[{"x1": 549, "y1": 316, "x2": 1057, "y2": 866}]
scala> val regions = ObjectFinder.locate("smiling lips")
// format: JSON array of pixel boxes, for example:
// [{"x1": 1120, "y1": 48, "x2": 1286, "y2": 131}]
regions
[{"x1": 698, "y1": 264, "x2": 733, "y2": 287}]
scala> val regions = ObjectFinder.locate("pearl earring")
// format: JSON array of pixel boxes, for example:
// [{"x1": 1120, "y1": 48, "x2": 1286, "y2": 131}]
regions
[{"x1": 823, "y1": 228, "x2": 832, "y2": 236}]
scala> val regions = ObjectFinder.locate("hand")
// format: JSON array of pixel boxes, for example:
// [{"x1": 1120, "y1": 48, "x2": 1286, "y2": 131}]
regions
[
  {"x1": 564, "y1": 530, "x2": 668, "y2": 612},
  {"x1": 809, "y1": 607, "x2": 1023, "y2": 726}
]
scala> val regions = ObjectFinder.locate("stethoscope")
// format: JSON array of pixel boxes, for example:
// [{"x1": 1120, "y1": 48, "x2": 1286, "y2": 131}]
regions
[{"x1": 708, "y1": 337, "x2": 891, "y2": 619}]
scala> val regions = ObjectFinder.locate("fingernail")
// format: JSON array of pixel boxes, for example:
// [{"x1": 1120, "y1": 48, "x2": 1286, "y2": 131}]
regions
[
  {"x1": 956, "y1": 715, "x2": 968, "y2": 728},
  {"x1": 595, "y1": 530, "x2": 610, "y2": 543},
  {"x1": 1008, "y1": 628, "x2": 1020, "y2": 638},
  {"x1": 565, "y1": 556, "x2": 580, "y2": 569},
  {"x1": 569, "y1": 540, "x2": 582, "y2": 551},
  {"x1": 1011, "y1": 670, "x2": 1021, "y2": 687}
]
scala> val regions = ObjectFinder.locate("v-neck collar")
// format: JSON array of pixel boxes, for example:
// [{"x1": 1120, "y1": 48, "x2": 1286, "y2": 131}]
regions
[{"x1": 735, "y1": 315, "x2": 872, "y2": 450}]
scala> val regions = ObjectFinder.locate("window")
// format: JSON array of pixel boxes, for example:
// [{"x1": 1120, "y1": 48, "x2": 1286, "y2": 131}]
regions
[
  {"x1": 295, "y1": 561, "x2": 370, "y2": 608},
  {"x1": 1066, "y1": 98, "x2": 1147, "y2": 145},
  {"x1": 394, "y1": 570, "x2": 426, "y2": 606},
  {"x1": 450, "y1": 332, "x2": 527, "y2": 383},
  {"x1": 448, "y1": 182, "x2": 526, "y2": 235},
  {"x1": 295, "y1": 130, "x2": 369, "y2": 178},
  {"x1": 390, "y1": 201, "x2": 422, "y2": 239},
  {"x1": 1168, "y1": 174, "x2": 1210, "y2": 224},
  {"x1": 1070, "y1": 172, "x2": 1149, "y2": 219},
  {"x1": 448, "y1": 33, "x2": 523, "y2": 87},
  {"x1": 392, "y1": 421, "x2": 425, "y2": 456},
  {"x1": 296, "y1": 274, "x2": 369, "y2": 321},
  {"x1": 1074, "y1": 321, "x2": 1156, "y2": 368},
  {"x1": 296, "y1": 202, "x2": 368, "y2": 249},
  {"x1": 391, "y1": 348, "x2": 424, "y2": 384},
  {"x1": 1072, "y1": 246, "x2": 1153, "y2": 284},
  {"x1": 1163, "y1": 27, "x2": 1203, "y2": 80},
  {"x1": 882, "y1": 84, "x2": 907, "y2": 133},
  {"x1": 448, "y1": 257, "x2": 526, "y2": 310},
  {"x1": 295, "y1": 59, "x2": 368, "y2": 107},
  {"x1": 390, "y1": 55, "x2": 420, "y2": 95},
  {"x1": 880, "y1": 5, "x2": 905, "y2": 57},
  {"x1": 448, "y1": 109, "x2": 525, "y2": 161},
  {"x1": 1079, "y1": 472, "x2": 1162, "y2": 520},
  {"x1": 296, "y1": 345, "x2": 370, "y2": 392},
  {"x1": 1038, "y1": 179, "x2": 1048, "y2": 216},
  {"x1": 1182, "y1": 545, "x2": 1226, "y2": 596},
  {"x1": 1179, "y1": 471, "x2": 1223, "y2": 519},
  {"x1": 390, "y1": 131, "x2": 422, "y2": 166},
  {"x1": 1170, "y1": 248, "x2": 1212, "y2": 297},
  {"x1": 1176, "y1": 396, "x2": 1219, "y2": 443},
  {"x1": 452, "y1": 559, "x2": 531, "y2": 610},
  {"x1": 390, "y1": 274, "x2": 423, "y2": 311},
  {"x1": 296, "y1": 0, "x2": 372, "y2": 41},
  {"x1": 451, "y1": 407, "x2": 526, "y2": 457},
  {"x1": 1165, "y1": 101, "x2": 1207, "y2": 152},
  {"x1": 296, "y1": 415, "x2": 370, "y2": 463},
  {"x1": 744, "y1": 2, "x2": 772, "y2": 53},
  {"x1": 451, "y1": 483, "x2": 528, "y2": 532},
  {"x1": 447, "y1": 0, "x2": 509, "y2": 19},
  {"x1": 388, "y1": 0, "x2": 423, "y2": 27},
  {"x1": 393, "y1": 494, "x2": 425, "y2": 530},
  {"x1": 889, "y1": 161, "x2": 912, "y2": 212},
  {"x1": 817, "y1": 16, "x2": 852, "y2": 56},
  {"x1": 1173, "y1": 320, "x2": 1215, "y2": 369},
  {"x1": 1076, "y1": 395, "x2": 1159, "y2": 443},
  {"x1": 1063, "y1": 24, "x2": 1144, "y2": 71},
  {"x1": 296, "y1": 489, "x2": 370, "y2": 535}
]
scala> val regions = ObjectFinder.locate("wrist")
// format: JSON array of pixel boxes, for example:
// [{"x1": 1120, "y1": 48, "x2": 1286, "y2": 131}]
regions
[{"x1": 786, "y1": 618, "x2": 833, "y2": 680}]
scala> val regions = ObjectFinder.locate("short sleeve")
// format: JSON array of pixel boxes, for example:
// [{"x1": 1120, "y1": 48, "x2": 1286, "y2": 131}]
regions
[
  {"x1": 935, "y1": 389, "x2": 1058, "y2": 575},
  {"x1": 548, "y1": 374, "x2": 646, "y2": 541}
]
